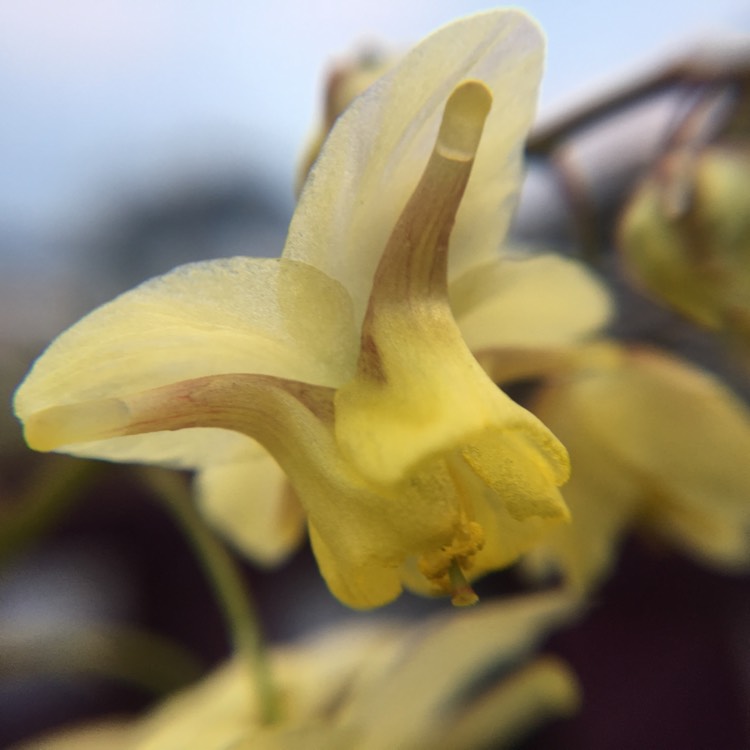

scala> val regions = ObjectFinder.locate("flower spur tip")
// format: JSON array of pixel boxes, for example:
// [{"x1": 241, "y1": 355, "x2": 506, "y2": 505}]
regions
[
  {"x1": 23, "y1": 398, "x2": 131, "y2": 452},
  {"x1": 437, "y1": 80, "x2": 493, "y2": 162}
]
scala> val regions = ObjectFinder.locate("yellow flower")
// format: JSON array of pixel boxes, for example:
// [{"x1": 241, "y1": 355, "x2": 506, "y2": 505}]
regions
[
  {"x1": 508, "y1": 342, "x2": 750, "y2": 590},
  {"x1": 13, "y1": 594, "x2": 580, "y2": 750},
  {"x1": 13, "y1": 10, "x2": 611, "y2": 608}
]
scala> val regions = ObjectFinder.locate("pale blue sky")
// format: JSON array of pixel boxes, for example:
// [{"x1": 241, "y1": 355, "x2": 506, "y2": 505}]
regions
[{"x1": 1, "y1": 0, "x2": 748, "y2": 235}]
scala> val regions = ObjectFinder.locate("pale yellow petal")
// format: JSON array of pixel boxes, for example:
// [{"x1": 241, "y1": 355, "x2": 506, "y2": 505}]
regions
[
  {"x1": 14, "y1": 257, "x2": 357, "y2": 467},
  {"x1": 130, "y1": 660, "x2": 256, "y2": 750},
  {"x1": 401, "y1": 445, "x2": 569, "y2": 598},
  {"x1": 531, "y1": 343, "x2": 750, "y2": 582},
  {"x1": 647, "y1": 494, "x2": 750, "y2": 570},
  {"x1": 525, "y1": 377, "x2": 643, "y2": 590},
  {"x1": 611, "y1": 349, "x2": 750, "y2": 568},
  {"x1": 470, "y1": 481, "x2": 568, "y2": 579},
  {"x1": 195, "y1": 444, "x2": 305, "y2": 566},
  {"x1": 136, "y1": 628, "x2": 392, "y2": 750},
  {"x1": 348, "y1": 592, "x2": 579, "y2": 750},
  {"x1": 435, "y1": 657, "x2": 580, "y2": 750},
  {"x1": 452, "y1": 252, "x2": 613, "y2": 352},
  {"x1": 266, "y1": 409, "x2": 463, "y2": 607},
  {"x1": 13, "y1": 596, "x2": 579, "y2": 750},
  {"x1": 286, "y1": 9, "x2": 544, "y2": 324},
  {"x1": 308, "y1": 521, "x2": 402, "y2": 609},
  {"x1": 334, "y1": 299, "x2": 569, "y2": 487}
]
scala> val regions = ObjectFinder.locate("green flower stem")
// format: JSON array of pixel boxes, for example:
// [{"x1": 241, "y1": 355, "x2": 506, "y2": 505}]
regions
[{"x1": 141, "y1": 467, "x2": 280, "y2": 724}]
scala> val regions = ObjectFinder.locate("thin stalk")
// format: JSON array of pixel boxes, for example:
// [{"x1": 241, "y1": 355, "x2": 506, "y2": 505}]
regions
[{"x1": 141, "y1": 467, "x2": 279, "y2": 724}]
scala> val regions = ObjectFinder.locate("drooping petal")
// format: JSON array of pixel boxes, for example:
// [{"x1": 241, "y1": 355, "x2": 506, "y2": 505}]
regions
[
  {"x1": 451, "y1": 252, "x2": 613, "y2": 352},
  {"x1": 436, "y1": 657, "x2": 579, "y2": 750},
  {"x1": 461, "y1": 431, "x2": 569, "y2": 574},
  {"x1": 528, "y1": 342, "x2": 750, "y2": 588},
  {"x1": 596, "y1": 347, "x2": 750, "y2": 570},
  {"x1": 308, "y1": 522, "x2": 402, "y2": 609},
  {"x1": 286, "y1": 9, "x2": 544, "y2": 324},
  {"x1": 14, "y1": 257, "x2": 358, "y2": 467},
  {"x1": 38, "y1": 360, "x2": 471, "y2": 609},
  {"x1": 336, "y1": 309, "x2": 569, "y2": 490},
  {"x1": 301, "y1": 450, "x2": 476, "y2": 609},
  {"x1": 400, "y1": 431, "x2": 570, "y2": 599},
  {"x1": 346, "y1": 592, "x2": 579, "y2": 750},
  {"x1": 523, "y1": 380, "x2": 643, "y2": 590},
  {"x1": 194, "y1": 444, "x2": 305, "y2": 567}
]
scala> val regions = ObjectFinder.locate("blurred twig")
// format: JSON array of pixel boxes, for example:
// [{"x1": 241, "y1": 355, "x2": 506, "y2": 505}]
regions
[
  {"x1": 0, "y1": 456, "x2": 104, "y2": 566},
  {"x1": 0, "y1": 624, "x2": 203, "y2": 694}
]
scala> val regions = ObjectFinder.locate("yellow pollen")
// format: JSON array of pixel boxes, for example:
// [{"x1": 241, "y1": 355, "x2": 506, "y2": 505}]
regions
[{"x1": 418, "y1": 521, "x2": 485, "y2": 604}]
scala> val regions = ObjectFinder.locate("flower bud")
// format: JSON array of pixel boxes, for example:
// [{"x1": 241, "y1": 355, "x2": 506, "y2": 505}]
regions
[
  {"x1": 296, "y1": 48, "x2": 395, "y2": 193},
  {"x1": 618, "y1": 145, "x2": 750, "y2": 351}
]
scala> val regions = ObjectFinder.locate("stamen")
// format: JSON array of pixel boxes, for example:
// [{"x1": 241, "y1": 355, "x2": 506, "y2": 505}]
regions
[
  {"x1": 417, "y1": 512, "x2": 485, "y2": 605},
  {"x1": 448, "y1": 559, "x2": 479, "y2": 607}
]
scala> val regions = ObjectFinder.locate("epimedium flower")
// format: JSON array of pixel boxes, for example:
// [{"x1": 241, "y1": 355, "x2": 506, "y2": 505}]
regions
[
  {"x1": 13, "y1": 10, "x2": 611, "y2": 608},
  {"x1": 189, "y1": 245, "x2": 611, "y2": 577},
  {"x1": 13, "y1": 593, "x2": 580, "y2": 750},
  {"x1": 486, "y1": 341, "x2": 750, "y2": 591}
]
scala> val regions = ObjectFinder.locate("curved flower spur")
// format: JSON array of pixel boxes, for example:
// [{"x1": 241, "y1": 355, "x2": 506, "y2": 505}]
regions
[{"x1": 14, "y1": 10, "x2": 602, "y2": 608}]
